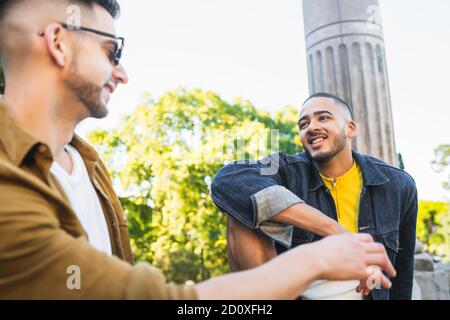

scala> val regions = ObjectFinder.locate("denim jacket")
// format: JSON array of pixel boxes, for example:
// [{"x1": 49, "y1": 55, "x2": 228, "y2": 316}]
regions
[{"x1": 211, "y1": 151, "x2": 418, "y2": 300}]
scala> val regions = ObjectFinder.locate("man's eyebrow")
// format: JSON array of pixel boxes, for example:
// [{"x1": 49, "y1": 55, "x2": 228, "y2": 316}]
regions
[
  {"x1": 298, "y1": 110, "x2": 334, "y2": 123},
  {"x1": 314, "y1": 110, "x2": 334, "y2": 117}
]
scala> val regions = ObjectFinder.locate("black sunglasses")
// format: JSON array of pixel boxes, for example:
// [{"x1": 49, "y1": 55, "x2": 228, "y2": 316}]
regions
[{"x1": 38, "y1": 22, "x2": 125, "y2": 65}]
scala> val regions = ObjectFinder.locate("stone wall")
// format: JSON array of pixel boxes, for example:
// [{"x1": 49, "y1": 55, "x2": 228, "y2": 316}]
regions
[{"x1": 413, "y1": 241, "x2": 450, "y2": 300}]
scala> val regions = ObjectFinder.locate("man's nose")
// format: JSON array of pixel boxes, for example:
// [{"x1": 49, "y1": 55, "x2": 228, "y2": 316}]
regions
[
  {"x1": 306, "y1": 119, "x2": 321, "y2": 133},
  {"x1": 112, "y1": 64, "x2": 129, "y2": 84}
]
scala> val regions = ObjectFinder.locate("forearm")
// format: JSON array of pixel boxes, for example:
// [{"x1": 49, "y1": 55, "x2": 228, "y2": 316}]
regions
[
  {"x1": 195, "y1": 244, "x2": 320, "y2": 300},
  {"x1": 195, "y1": 233, "x2": 397, "y2": 300},
  {"x1": 271, "y1": 203, "x2": 347, "y2": 237}
]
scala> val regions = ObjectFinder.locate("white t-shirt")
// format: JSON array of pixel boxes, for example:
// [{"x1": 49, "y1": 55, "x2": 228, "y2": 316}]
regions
[{"x1": 50, "y1": 145, "x2": 112, "y2": 256}]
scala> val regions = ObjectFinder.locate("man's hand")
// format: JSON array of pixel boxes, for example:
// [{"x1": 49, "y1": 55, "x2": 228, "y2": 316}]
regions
[{"x1": 309, "y1": 233, "x2": 396, "y2": 288}]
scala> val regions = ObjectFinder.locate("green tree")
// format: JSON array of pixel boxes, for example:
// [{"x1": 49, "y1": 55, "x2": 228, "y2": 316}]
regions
[
  {"x1": 88, "y1": 88, "x2": 302, "y2": 283},
  {"x1": 417, "y1": 201, "x2": 450, "y2": 262},
  {"x1": 426, "y1": 144, "x2": 450, "y2": 262},
  {"x1": 433, "y1": 144, "x2": 450, "y2": 191},
  {"x1": 397, "y1": 153, "x2": 405, "y2": 170}
]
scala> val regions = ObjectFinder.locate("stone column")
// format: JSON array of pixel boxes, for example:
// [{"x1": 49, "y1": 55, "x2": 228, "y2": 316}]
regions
[{"x1": 302, "y1": 0, "x2": 397, "y2": 166}]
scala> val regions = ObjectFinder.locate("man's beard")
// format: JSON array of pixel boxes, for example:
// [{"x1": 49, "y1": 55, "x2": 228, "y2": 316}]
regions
[
  {"x1": 65, "y1": 63, "x2": 108, "y2": 119},
  {"x1": 305, "y1": 126, "x2": 348, "y2": 164}
]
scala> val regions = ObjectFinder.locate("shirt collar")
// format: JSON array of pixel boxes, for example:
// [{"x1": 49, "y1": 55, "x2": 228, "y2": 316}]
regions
[
  {"x1": 307, "y1": 150, "x2": 389, "y2": 191},
  {"x1": 70, "y1": 134, "x2": 99, "y2": 179},
  {"x1": 319, "y1": 160, "x2": 359, "y2": 186}
]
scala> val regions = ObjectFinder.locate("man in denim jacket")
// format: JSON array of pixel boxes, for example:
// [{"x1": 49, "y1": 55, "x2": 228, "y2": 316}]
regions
[{"x1": 211, "y1": 92, "x2": 418, "y2": 300}]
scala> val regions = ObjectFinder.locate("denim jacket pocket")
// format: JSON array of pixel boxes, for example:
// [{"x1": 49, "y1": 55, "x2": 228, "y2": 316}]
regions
[{"x1": 379, "y1": 229, "x2": 400, "y2": 265}]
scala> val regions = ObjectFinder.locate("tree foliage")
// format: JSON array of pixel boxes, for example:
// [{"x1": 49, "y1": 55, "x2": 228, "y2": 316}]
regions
[
  {"x1": 424, "y1": 144, "x2": 450, "y2": 262},
  {"x1": 432, "y1": 144, "x2": 450, "y2": 191},
  {"x1": 87, "y1": 88, "x2": 302, "y2": 282},
  {"x1": 417, "y1": 201, "x2": 450, "y2": 262}
]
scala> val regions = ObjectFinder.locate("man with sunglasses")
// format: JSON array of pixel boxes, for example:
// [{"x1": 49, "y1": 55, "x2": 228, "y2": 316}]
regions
[{"x1": 0, "y1": 0, "x2": 396, "y2": 299}]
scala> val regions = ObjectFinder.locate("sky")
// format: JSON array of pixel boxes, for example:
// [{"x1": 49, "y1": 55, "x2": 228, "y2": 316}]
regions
[{"x1": 77, "y1": 0, "x2": 450, "y2": 202}]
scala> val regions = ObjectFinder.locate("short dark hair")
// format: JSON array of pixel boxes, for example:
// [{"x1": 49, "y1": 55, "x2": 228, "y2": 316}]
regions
[
  {"x1": 79, "y1": 0, "x2": 121, "y2": 18},
  {"x1": 0, "y1": 0, "x2": 121, "y2": 23},
  {"x1": 302, "y1": 92, "x2": 354, "y2": 119}
]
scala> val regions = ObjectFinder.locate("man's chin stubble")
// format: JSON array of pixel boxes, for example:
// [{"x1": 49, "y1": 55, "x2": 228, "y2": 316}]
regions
[
  {"x1": 311, "y1": 152, "x2": 334, "y2": 164},
  {"x1": 77, "y1": 87, "x2": 108, "y2": 119}
]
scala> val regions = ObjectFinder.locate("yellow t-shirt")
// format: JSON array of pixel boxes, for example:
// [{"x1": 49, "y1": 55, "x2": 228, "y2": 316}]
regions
[{"x1": 320, "y1": 161, "x2": 363, "y2": 233}]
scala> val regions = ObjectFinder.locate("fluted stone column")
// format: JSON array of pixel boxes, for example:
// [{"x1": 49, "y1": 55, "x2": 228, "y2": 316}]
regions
[{"x1": 302, "y1": 0, "x2": 397, "y2": 166}]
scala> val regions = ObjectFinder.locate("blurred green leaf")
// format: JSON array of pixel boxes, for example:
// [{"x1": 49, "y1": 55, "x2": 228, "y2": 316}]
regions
[{"x1": 417, "y1": 201, "x2": 450, "y2": 262}]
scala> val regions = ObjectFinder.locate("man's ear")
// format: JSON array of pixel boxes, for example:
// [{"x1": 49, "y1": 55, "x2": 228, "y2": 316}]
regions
[
  {"x1": 43, "y1": 23, "x2": 68, "y2": 68},
  {"x1": 346, "y1": 120, "x2": 358, "y2": 139}
]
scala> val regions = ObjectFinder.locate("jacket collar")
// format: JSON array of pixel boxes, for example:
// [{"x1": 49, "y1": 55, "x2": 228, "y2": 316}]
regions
[
  {"x1": 307, "y1": 150, "x2": 390, "y2": 192},
  {"x1": 0, "y1": 101, "x2": 40, "y2": 166}
]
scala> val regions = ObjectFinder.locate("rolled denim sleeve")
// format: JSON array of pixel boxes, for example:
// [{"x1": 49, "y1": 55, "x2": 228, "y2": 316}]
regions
[
  {"x1": 251, "y1": 185, "x2": 304, "y2": 247},
  {"x1": 211, "y1": 153, "x2": 304, "y2": 247}
]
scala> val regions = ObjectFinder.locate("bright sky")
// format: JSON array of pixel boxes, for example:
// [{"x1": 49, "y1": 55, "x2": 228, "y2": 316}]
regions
[{"x1": 77, "y1": 0, "x2": 450, "y2": 202}]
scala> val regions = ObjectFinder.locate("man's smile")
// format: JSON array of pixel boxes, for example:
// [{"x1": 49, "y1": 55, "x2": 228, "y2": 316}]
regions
[
  {"x1": 105, "y1": 82, "x2": 117, "y2": 94},
  {"x1": 308, "y1": 134, "x2": 328, "y2": 150}
]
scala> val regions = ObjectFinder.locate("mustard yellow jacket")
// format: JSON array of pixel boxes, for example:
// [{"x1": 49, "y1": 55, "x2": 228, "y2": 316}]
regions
[{"x1": 0, "y1": 102, "x2": 197, "y2": 300}]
